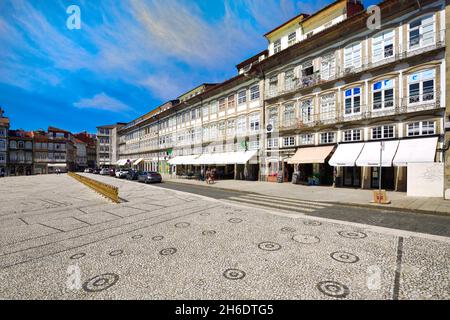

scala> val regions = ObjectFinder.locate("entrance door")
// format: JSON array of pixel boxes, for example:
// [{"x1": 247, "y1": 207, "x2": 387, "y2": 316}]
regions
[
  {"x1": 343, "y1": 167, "x2": 361, "y2": 187},
  {"x1": 371, "y1": 167, "x2": 395, "y2": 190}
]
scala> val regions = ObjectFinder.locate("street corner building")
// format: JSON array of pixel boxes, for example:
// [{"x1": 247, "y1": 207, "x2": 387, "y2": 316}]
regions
[{"x1": 102, "y1": 0, "x2": 450, "y2": 199}]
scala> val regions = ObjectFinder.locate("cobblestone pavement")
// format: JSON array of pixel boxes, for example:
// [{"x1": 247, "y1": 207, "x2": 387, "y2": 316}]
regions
[{"x1": 0, "y1": 174, "x2": 448, "y2": 300}]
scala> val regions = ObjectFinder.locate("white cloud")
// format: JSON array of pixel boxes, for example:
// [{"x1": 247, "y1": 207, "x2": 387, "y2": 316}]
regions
[{"x1": 74, "y1": 93, "x2": 132, "y2": 113}]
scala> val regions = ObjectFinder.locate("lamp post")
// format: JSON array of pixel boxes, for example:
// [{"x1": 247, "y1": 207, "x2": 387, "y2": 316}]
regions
[{"x1": 379, "y1": 141, "x2": 384, "y2": 204}]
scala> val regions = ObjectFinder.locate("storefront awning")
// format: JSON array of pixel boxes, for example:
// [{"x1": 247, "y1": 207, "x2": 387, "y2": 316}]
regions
[
  {"x1": 193, "y1": 151, "x2": 257, "y2": 165},
  {"x1": 329, "y1": 143, "x2": 365, "y2": 167},
  {"x1": 393, "y1": 137, "x2": 438, "y2": 167},
  {"x1": 48, "y1": 163, "x2": 66, "y2": 168},
  {"x1": 133, "y1": 158, "x2": 144, "y2": 166},
  {"x1": 287, "y1": 146, "x2": 335, "y2": 164},
  {"x1": 168, "y1": 155, "x2": 200, "y2": 165},
  {"x1": 356, "y1": 140, "x2": 399, "y2": 167}
]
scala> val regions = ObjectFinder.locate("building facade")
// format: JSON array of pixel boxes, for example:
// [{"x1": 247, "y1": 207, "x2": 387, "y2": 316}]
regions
[
  {"x1": 74, "y1": 132, "x2": 97, "y2": 169},
  {"x1": 0, "y1": 108, "x2": 9, "y2": 176},
  {"x1": 8, "y1": 130, "x2": 34, "y2": 176},
  {"x1": 107, "y1": 0, "x2": 447, "y2": 196},
  {"x1": 96, "y1": 123, "x2": 125, "y2": 168}
]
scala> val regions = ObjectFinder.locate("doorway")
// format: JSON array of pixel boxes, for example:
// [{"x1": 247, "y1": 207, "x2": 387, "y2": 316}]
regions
[
  {"x1": 371, "y1": 167, "x2": 395, "y2": 190},
  {"x1": 343, "y1": 167, "x2": 361, "y2": 188}
]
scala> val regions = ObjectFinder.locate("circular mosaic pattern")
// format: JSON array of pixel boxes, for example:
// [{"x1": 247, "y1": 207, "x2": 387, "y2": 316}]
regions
[
  {"x1": 331, "y1": 251, "x2": 360, "y2": 264},
  {"x1": 160, "y1": 248, "x2": 177, "y2": 256},
  {"x1": 82, "y1": 273, "x2": 119, "y2": 293},
  {"x1": 281, "y1": 227, "x2": 296, "y2": 233},
  {"x1": 200, "y1": 212, "x2": 210, "y2": 216},
  {"x1": 152, "y1": 236, "x2": 164, "y2": 241},
  {"x1": 303, "y1": 220, "x2": 322, "y2": 227},
  {"x1": 131, "y1": 235, "x2": 143, "y2": 240},
  {"x1": 223, "y1": 269, "x2": 246, "y2": 280},
  {"x1": 202, "y1": 230, "x2": 217, "y2": 236},
  {"x1": 292, "y1": 234, "x2": 321, "y2": 244},
  {"x1": 175, "y1": 222, "x2": 191, "y2": 228},
  {"x1": 338, "y1": 231, "x2": 368, "y2": 239},
  {"x1": 70, "y1": 253, "x2": 86, "y2": 260},
  {"x1": 109, "y1": 250, "x2": 123, "y2": 257},
  {"x1": 317, "y1": 281, "x2": 350, "y2": 299},
  {"x1": 228, "y1": 218, "x2": 243, "y2": 224},
  {"x1": 258, "y1": 242, "x2": 282, "y2": 251},
  {"x1": 225, "y1": 212, "x2": 234, "y2": 215}
]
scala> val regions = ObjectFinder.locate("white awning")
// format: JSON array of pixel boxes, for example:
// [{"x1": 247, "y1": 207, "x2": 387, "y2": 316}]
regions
[
  {"x1": 133, "y1": 158, "x2": 144, "y2": 165},
  {"x1": 48, "y1": 164, "x2": 66, "y2": 168},
  {"x1": 287, "y1": 146, "x2": 335, "y2": 164},
  {"x1": 356, "y1": 141, "x2": 400, "y2": 167},
  {"x1": 329, "y1": 143, "x2": 365, "y2": 167},
  {"x1": 393, "y1": 137, "x2": 438, "y2": 167},
  {"x1": 116, "y1": 159, "x2": 126, "y2": 166},
  {"x1": 193, "y1": 151, "x2": 257, "y2": 165},
  {"x1": 168, "y1": 155, "x2": 199, "y2": 165}
]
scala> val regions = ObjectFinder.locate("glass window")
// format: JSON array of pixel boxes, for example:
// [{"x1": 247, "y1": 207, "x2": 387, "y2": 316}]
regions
[
  {"x1": 202, "y1": 105, "x2": 209, "y2": 117},
  {"x1": 250, "y1": 85, "x2": 260, "y2": 101},
  {"x1": 267, "y1": 138, "x2": 279, "y2": 148},
  {"x1": 268, "y1": 108, "x2": 278, "y2": 128},
  {"x1": 300, "y1": 134, "x2": 314, "y2": 145},
  {"x1": 409, "y1": 15, "x2": 435, "y2": 50},
  {"x1": 371, "y1": 125, "x2": 395, "y2": 140},
  {"x1": 274, "y1": 39, "x2": 281, "y2": 53},
  {"x1": 372, "y1": 29, "x2": 394, "y2": 62},
  {"x1": 219, "y1": 98, "x2": 226, "y2": 112},
  {"x1": 238, "y1": 90, "x2": 247, "y2": 104},
  {"x1": 283, "y1": 136, "x2": 295, "y2": 147},
  {"x1": 237, "y1": 116, "x2": 247, "y2": 135},
  {"x1": 301, "y1": 99, "x2": 314, "y2": 124},
  {"x1": 320, "y1": 132, "x2": 336, "y2": 144},
  {"x1": 283, "y1": 104, "x2": 296, "y2": 127},
  {"x1": 250, "y1": 113, "x2": 260, "y2": 132},
  {"x1": 288, "y1": 32, "x2": 296, "y2": 46},
  {"x1": 227, "y1": 94, "x2": 236, "y2": 110},
  {"x1": 285, "y1": 70, "x2": 295, "y2": 91},
  {"x1": 321, "y1": 53, "x2": 336, "y2": 80},
  {"x1": 344, "y1": 42, "x2": 362, "y2": 68},
  {"x1": 210, "y1": 101, "x2": 218, "y2": 114},
  {"x1": 320, "y1": 93, "x2": 336, "y2": 121},
  {"x1": 407, "y1": 121, "x2": 435, "y2": 136},
  {"x1": 343, "y1": 129, "x2": 362, "y2": 142},
  {"x1": 269, "y1": 76, "x2": 278, "y2": 96},
  {"x1": 373, "y1": 79, "x2": 394, "y2": 110},
  {"x1": 344, "y1": 87, "x2": 361, "y2": 115},
  {"x1": 408, "y1": 69, "x2": 435, "y2": 104}
]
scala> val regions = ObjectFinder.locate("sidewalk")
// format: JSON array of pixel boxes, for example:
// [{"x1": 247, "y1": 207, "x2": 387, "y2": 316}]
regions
[{"x1": 162, "y1": 175, "x2": 450, "y2": 216}]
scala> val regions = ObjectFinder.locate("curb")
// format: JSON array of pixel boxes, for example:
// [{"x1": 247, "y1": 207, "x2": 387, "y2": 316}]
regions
[{"x1": 164, "y1": 180, "x2": 450, "y2": 218}]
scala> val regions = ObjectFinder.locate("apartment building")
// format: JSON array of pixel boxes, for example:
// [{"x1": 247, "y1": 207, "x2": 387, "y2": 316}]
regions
[
  {"x1": 8, "y1": 129, "x2": 33, "y2": 176},
  {"x1": 74, "y1": 132, "x2": 97, "y2": 168},
  {"x1": 0, "y1": 108, "x2": 9, "y2": 176},
  {"x1": 109, "y1": 0, "x2": 447, "y2": 196},
  {"x1": 97, "y1": 123, "x2": 125, "y2": 167},
  {"x1": 257, "y1": 0, "x2": 446, "y2": 193}
]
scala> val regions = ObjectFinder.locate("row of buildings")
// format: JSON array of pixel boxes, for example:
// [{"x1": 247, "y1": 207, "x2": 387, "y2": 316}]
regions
[
  {"x1": 96, "y1": 0, "x2": 450, "y2": 197},
  {"x1": 0, "y1": 107, "x2": 97, "y2": 176}
]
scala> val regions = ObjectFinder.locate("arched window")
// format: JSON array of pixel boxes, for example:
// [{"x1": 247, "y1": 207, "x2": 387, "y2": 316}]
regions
[
  {"x1": 372, "y1": 29, "x2": 394, "y2": 62},
  {"x1": 409, "y1": 15, "x2": 435, "y2": 50}
]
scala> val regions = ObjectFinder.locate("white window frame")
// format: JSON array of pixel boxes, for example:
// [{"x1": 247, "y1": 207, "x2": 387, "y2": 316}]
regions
[
  {"x1": 321, "y1": 53, "x2": 336, "y2": 80},
  {"x1": 283, "y1": 136, "x2": 296, "y2": 147},
  {"x1": 300, "y1": 99, "x2": 314, "y2": 124},
  {"x1": 407, "y1": 121, "x2": 436, "y2": 137},
  {"x1": 267, "y1": 138, "x2": 279, "y2": 148},
  {"x1": 320, "y1": 132, "x2": 336, "y2": 144},
  {"x1": 283, "y1": 104, "x2": 296, "y2": 127},
  {"x1": 343, "y1": 129, "x2": 362, "y2": 142},
  {"x1": 371, "y1": 125, "x2": 395, "y2": 140},
  {"x1": 407, "y1": 69, "x2": 435, "y2": 105},
  {"x1": 408, "y1": 14, "x2": 435, "y2": 51},
  {"x1": 250, "y1": 85, "x2": 260, "y2": 101},
  {"x1": 372, "y1": 29, "x2": 394, "y2": 62},
  {"x1": 320, "y1": 93, "x2": 336, "y2": 121},
  {"x1": 372, "y1": 79, "x2": 395, "y2": 111},
  {"x1": 249, "y1": 113, "x2": 260, "y2": 133},
  {"x1": 344, "y1": 42, "x2": 362, "y2": 69},
  {"x1": 300, "y1": 134, "x2": 314, "y2": 145},
  {"x1": 288, "y1": 32, "x2": 297, "y2": 46},
  {"x1": 274, "y1": 39, "x2": 282, "y2": 54},
  {"x1": 344, "y1": 87, "x2": 362, "y2": 116},
  {"x1": 237, "y1": 90, "x2": 247, "y2": 105}
]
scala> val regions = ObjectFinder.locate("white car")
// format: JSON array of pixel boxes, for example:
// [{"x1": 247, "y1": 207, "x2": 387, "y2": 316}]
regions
[
  {"x1": 115, "y1": 169, "x2": 129, "y2": 178},
  {"x1": 100, "y1": 168, "x2": 110, "y2": 175}
]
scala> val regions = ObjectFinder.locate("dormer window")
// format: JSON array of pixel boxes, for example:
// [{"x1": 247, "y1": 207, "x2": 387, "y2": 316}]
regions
[
  {"x1": 274, "y1": 39, "x2": 281, "y2": 54},
  {"x1": 288, "y1": 32, "x2": 296, "y2": 46}
]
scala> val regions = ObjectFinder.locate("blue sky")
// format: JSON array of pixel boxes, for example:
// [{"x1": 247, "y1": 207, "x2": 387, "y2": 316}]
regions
[{"x1": 0, "y1": 0, "x2": 378, "y2": 133}]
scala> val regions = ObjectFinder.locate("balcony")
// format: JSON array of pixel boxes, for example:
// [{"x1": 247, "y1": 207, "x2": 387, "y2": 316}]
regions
[
  {"x1": 267, "y1": 29, "x2": 445, "y2": 100},
  {"x1": 278, "y1": 92, "x2": 441, "y2": 131}
]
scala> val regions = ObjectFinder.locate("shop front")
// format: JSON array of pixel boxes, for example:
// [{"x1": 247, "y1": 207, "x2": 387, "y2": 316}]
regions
[
  {"x1": 288, "y1": 146, "x2": 335, "y2": 185},
  {"x1": 329, "y1": 142, "x2": 365, "y2": 188}
]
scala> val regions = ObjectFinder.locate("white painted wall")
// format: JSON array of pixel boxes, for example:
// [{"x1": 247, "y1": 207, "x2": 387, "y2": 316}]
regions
[{"x1": 407, "y1": 163, "x2": 443, "y2": 197}]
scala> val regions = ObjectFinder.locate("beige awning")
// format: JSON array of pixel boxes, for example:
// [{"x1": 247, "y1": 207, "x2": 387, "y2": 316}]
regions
[
  {"x1": 133, "y1": 158, "x2": 144, "y2": 165},
  {"x1": 288, "y1": 146, "x2": 335, "y2": 164}
]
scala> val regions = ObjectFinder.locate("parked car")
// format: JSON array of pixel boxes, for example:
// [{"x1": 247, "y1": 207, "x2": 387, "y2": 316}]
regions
[
  {"x1": 126, "y1": 169, "x2": 140, "y2": 180},
  {"x1": 84, "y1": 168, "x2": 93, "y2": 173},
  {"x1": 109, "y1": 168, "x2": 116, "y2": 177},
  {"x1": 100, "y1": 168, "x2": 110, "y2": 175},
  {"x1": 93, "y1": 168, "x2": 101, "y2": 174},
  {"x1": 116, "y1": 169, "x2": 131, "y2": 179},
  {"x1": 138, "y1": 171, "x2": 162, "y2": 184}
]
